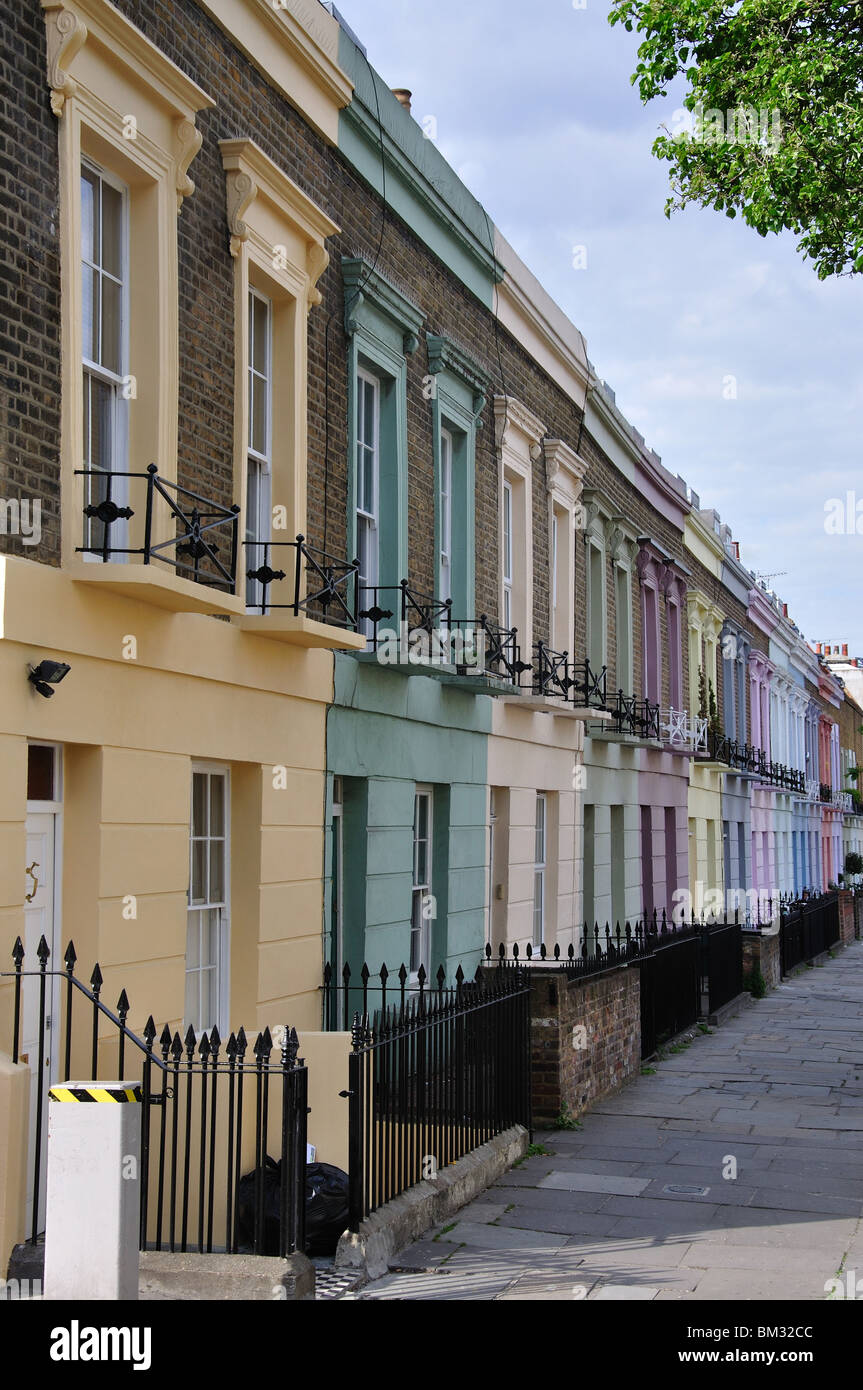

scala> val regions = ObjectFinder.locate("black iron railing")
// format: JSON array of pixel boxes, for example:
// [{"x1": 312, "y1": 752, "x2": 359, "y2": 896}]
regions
[
  {"x1": 779, "y1": 890, "x2": 841, "y2": 973},
  {"x1": 607, "y1": 691, "x2": 661, "y2": 740},
  {"x1": 699, "y1": 736, "x2": 807, "y2": 792},
  {"x1": 345, "y1": 965, "x2": 530, "y2": 1228},
  {"x1": 532, "y1": 642, "x2": 574, "y2": 700},
  {"x1": 245, "y1": 535, "x2": 361, "y2": 628},
  {"x1": 820, "y1": 783, "x2": 834, "y2": 804},
  {"x1": 3, "y1": 937, "x2": 307, "y2": 1258},
  {"x1": 76, "y1": 465, "x2": 240, "y2": 591}
]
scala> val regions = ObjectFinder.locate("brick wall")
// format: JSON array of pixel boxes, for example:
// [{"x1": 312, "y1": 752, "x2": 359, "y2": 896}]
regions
[
  {"x1": 742, "y1": 925, "x2": 781, "y2": 991},
  {"x1": 4, "y1": 0, "x2": 757, "y2": 669},
  {"x1": 0, "y1": 1, "x2": 62, "y2": 564},
  {"x1": 529, "y1": 966, "x2": 640, "y2": 1126}
]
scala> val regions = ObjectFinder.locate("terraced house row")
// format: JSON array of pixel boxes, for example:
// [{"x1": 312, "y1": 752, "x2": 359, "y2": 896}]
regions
[{"x1": 1, "y1": 0, "x2": 862, "y2": 1262}]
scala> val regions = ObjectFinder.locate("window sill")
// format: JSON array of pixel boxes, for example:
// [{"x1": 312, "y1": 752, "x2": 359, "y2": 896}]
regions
[
  {"x1": 236, "y1": 613, "x2": 367, "y2": 650},
  {"x1": 68, "y1": 562, "x2": 244, "y2": 617}
]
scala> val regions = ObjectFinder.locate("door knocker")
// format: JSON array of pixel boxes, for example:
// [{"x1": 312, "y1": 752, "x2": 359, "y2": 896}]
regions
[{"x1": 25, "y1": 861, "x2": 39, "y2": 903}]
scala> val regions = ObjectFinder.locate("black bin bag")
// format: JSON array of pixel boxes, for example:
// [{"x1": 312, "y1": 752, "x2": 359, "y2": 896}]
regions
[
  {"x1": 236, "y1": 1157, "x2": 350, "y2": 1256},
  {"x1": 305, "y1": 1162, "x2": 350, "y2": 1256}
]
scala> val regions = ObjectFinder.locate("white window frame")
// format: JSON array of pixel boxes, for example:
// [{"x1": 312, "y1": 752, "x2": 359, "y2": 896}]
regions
[
  {"x1": 186, "y1": 765, "x2": 230, "y2": 1036},
  {"x1": 331, "y1": 777, "x2": 344, "y2": 982},
  {"x1": 246, "y1": 286, "x2": 273, "y2": 612},
  {"x1": 411, "y1": 786, "x2": 433, "y2": 978},
  {"x1": 80, "y1": 157, "x2": 130, "y2": 559},
  {"x1": 534, "y1": 792, "x2": 547, "y2": 947},
  {"x1": 356, "y1": 365, "x2": 381, "y2": 630},
  {"x1": 502, "y1": 479, "x2": 513, "y2": 630},
  {"x1": 440, "y1": 425, "x2": 453, "y2": 604},
  {"x1": 551, "y1": 512, "x2": 559, "y2": 618}
]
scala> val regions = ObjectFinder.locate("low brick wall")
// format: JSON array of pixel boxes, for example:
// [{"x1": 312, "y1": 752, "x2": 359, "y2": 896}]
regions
[
  {"x1": 742, "y1": 924, "x2": 781, "y2": 990},
  {"x1": 529, "y1": 966, "x2": 640, "y2": 1127},
  {"x1": 838, "y1": 891, "x2": 856, "y2": 946}
]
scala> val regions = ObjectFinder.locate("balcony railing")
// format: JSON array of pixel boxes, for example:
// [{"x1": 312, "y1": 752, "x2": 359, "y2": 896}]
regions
[
  {"x1": 523, "y1": 646, "x2": 609, "y2": 712},
  {"x1": 820, "y1": 783, "x2": 834, "y2": 804},
  {"x1": 76, "y1": 464, "x2": 240, "y2": 592},
  {"x1": 694, "y1": 735, "x2": 805, "y2": 792},
  {"x1": 838, "y1": 791, "x2": 854, "y2": 813},
  {"x1": 245, "y1": 536, "x2": 360, "y2": 629},
  {"x1": 608, "y1": 691, "x2": 661, "y2": 740},
  {"x1": 661, "y1": 707, "x2": 707, "y2": 753}
]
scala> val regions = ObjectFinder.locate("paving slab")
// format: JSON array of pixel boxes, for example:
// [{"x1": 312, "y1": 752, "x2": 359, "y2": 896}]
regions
[
  {"x1": 537, "y1": 1172, "x2": 650, "y2": 1196},
  {"x1": 359, "y1": 940, "x2": 863, "y2": 1302}
]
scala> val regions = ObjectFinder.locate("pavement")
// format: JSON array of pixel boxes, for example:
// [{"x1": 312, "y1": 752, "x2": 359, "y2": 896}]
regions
[{"x1": 351, "y1": 939, "x2": 863, "y2": 1301}]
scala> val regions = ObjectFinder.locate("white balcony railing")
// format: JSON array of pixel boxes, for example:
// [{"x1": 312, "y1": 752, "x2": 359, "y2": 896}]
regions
[{"x1": 660, "y1": 707, "x2": 707, "y2": 753}]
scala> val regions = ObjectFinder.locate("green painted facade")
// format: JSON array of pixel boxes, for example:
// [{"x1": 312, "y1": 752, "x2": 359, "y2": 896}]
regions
[
  {"x1": 336, "y1": 30, "x2": 500, "y2": 308},
  {"x1": 324, "y1": 656, "x2": 492, "y2": 990}
]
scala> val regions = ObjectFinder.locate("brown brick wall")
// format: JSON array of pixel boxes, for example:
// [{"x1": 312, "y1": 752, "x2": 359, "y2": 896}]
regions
[
  {"x1": 0, "y1": 1, "x2": 62, "y2": 564},
  {"x1": 528, "y1": 966, "x2": 641, "y2": 1126}
]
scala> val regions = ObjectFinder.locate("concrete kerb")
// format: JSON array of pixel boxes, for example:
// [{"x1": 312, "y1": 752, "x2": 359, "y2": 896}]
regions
[
  {"x1": 705, "y1": 990, "x2": 754, "y2": 1029},
  {"x1": 138, "y1": 1250, "x2": 315, "y2": 1301},
  {"x1": 334, "y1": 1125, "x2": 530, "y2": 1280}
]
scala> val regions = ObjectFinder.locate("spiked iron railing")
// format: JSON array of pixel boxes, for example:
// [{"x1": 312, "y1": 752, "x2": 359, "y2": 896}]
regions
[
  {"x1": 2, "y1": 938, "x2": 307, "y2": 1258},
  {"x1": 344, "y1": 963, "x2": 530, "y2": 1227}
]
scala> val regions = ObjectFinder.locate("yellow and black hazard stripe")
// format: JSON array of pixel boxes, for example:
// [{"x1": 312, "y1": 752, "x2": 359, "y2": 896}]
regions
[{"x1": 49, "y1": 1084, "x2": 143, "y2": 1103}]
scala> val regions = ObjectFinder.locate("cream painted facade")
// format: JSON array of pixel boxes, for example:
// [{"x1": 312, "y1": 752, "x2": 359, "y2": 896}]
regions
[
  {"x1": 683, "y1": 515, "x2": 727, "y2": 912},
  {"x1": 487, "y1": 704, "x2": 584, "y2": 954}
]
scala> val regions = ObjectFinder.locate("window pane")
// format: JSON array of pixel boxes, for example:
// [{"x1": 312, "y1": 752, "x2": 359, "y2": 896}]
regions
[
  {"x1": 100, "y1": 181, "x2": 123, "y2": 279},
  {"x1": 100, "y1": 276, "x2": 122, "y2": 373},
  {"x1": 82, "y1": 265, "x2": 98, "y2": 361},
  {"x1": 251, "y1": 294, "x2": 269, "y2": 376},
  {"x1": 209, "y1": 840, "x2": 224, "y2": 903},
  {"x1": 88, "y1": 376, "x2": 113, "y2": 472},
  {"x1": 209, "y1": 774, "x2": 225, "y2": 838},
  {"x1": 362, "y1": 379, "x2": 375, "y2": 448},
  {"x1": 191, "y1": 839, "x2": 207, "y2": 904},
  {"x1": 81, "y1": 168, "x2": 97, "y2": 264},
  {"x1": 184, "y1": 965, "x2": 198, "y2": 1032},
  {"x1": 27, "y1": 745, "x2": 55, "y2": 801},
  {"x1": 186, "y1": 914, "x2": 200, "y2": 970},
  {"x1": 361, "y1": 447, "x2": 375, "y2": 515},
  {"x1": 250, "y1": 375, "x2": 268, "y2": 456},
  {"x1": 192, "y1": 773, "x2": 207, "y2": 838}
]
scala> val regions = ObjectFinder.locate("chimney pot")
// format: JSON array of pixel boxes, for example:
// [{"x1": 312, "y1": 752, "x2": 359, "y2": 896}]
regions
[
  {"x1": 392, "y1": 88, "x2": 412, "y2": 113},
  {"x1": 843, "y1": 643, "x2": 849, "y2": 657}
]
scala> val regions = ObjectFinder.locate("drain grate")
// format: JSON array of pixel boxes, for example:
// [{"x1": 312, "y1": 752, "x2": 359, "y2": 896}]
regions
[
  {"x1": 663, "y1": 1183, "x2": 710, "y2": 1197},
  {"x1": 315, "y1": 1268, "x2": 365, "y2": 1301}
]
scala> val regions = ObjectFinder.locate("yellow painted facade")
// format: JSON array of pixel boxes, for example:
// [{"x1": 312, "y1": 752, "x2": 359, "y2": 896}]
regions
[{"x1": 0, "y1": 0, "x2": 357, "y2": 1267}]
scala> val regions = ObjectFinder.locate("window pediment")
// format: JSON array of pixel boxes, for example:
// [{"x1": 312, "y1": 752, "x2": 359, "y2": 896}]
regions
[
  {"x1": 220, "y1": 139, "x2": 338, "y2": 305},
  {"x1": 342, "y1": 256, "x2": 424, "y2": 353}
]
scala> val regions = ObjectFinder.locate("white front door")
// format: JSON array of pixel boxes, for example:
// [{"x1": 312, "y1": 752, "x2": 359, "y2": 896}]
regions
[{"x1": 22, "y1": 812, "x2": 60, "y2": 1237}]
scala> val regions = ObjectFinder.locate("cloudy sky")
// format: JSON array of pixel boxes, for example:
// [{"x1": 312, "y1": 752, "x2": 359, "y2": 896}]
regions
[{"x1": 337, "y1": 0, "x2": 863, "y2": 654}]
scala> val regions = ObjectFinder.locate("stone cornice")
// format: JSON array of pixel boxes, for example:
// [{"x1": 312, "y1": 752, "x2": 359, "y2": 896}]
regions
[
  {"x1": 747, "y1": 584, "x2": 780, "y2": 638},
  {"x1": 342, "y1": 72, "x2": 499, "y2": 290},
  {"x1": 342, "y1": 256, "x2": 424, "y2": 350},
  {"x1": 494, "y1": 395, "x2": 547, "y2": 454},
  {"x1": 543, "y1": 438, "x2": 589, "y2": 493},
  {"x1": 426, "y1": 333, "x2": 488, "y2": 420},
  {"x1": 495, "y1": 234, "x2": 590, "y2": 403},
  {"x1": 220, "y1": 140, "x2": 338, "y2": 296},
  {"x1": 196, "y1": 0, "x2": 352, "y2": 141},
  {"x1": 41, "y1": 0, "x2": 214, "y2": 119}
]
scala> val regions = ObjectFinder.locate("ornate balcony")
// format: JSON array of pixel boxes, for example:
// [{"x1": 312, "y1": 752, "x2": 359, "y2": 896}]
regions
[
  {"x1": 353, "y1": 584, "x2": 521, "y2": 687},
  {"x1": 239, "y1": 537, "x2": 367, "y2": 650},
  {"x1": 73, "y1": 465, "x2": 244, "y2": 615},
  {"x1": 661, "y1": 707, "x2": 707, "y2": 753}
]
